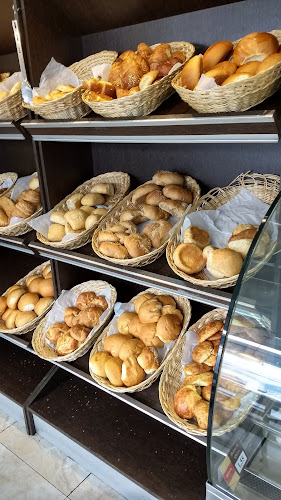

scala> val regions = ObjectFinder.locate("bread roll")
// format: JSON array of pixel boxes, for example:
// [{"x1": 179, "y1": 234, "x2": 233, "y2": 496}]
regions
[
  {"x1": 236, "y1": 61, "x2": 260, "y2": 74},
  {"x1": 183, "y1": 226, "x2": 210, "y2": 249},
  {"x1": 76, "y1": 291, "x2": 96, "y2": 310},
  {"x1": 80, "y1": 206, "x2": 94, "y2": 215},
  {"x1": 202, "y1": 41, "x2": 233, "y2": 73},
  {"x1": 145, "y1": 190, "x2": 167, "y2": 206},
  {"x1": 106, "y1": 222, "x2": 136, "y2": 234},
  {"x1": 139, "y1": 70, "x2": 159, "y2": 90},
  {"x1": 81, "y1": 193, "x2": 105, "y2": 206},
  {"x1": 159, "y1": 199, "x2": 187, "y2": 218},
  {"x1": 124, "y1": 233, "x2": 151, "y2": 258},
  {"x1": 152, "y1": 171, "x2": 184, "y2": 186},
  {"x1": 48, "y1": 223, "x2": 65, "y2": 242},
  {"x1": 183, "y1": 361, "x2": 212, "y2": 375},
  {"x1": 39, "y1": 278, "x2": 54, "y2": 298},
  {"x1": 142, "y1": 220, "x2": 172, "y2": 248},
  {"x1": 233, "y1": 32, "x2": 279, "y2": 66},
  {"x1": 5, "y1": 310, "x2": 19, "y2": 329},
  {"x1": 204, "y1": 352, "x2": 217, "y2": 367},
  {"x1": 131, "y1": 184, "x2": 159, "y2": 204},
  {"x1": 7, "y1": 283, "x2": 23, "y2": 294},
  {"x1": 180, "y1": 55, "x2": 203, "y2": 90},
  {"x1": 128, "y1": 315, "x2": 142, "y2": 338},
  {"x1": 92, "y1": 208, "x2": 108, "y2": 216},
  {"x1": 117, "y1": 312, "x2": 139, "y2": 335},
  {"x1": 134, "y1": 293, "x2": 155, "y2": 314},
  {"x1": 46, "y1": 322, "x2": 69, "y2": 343},
  {"x1": 162, "y1": 185, "x2": 192, "y2": 204},
  {"x1": 174, "y1": 386, "x2": 202, "y2": 419},
  {"x1": 99, "y1": 242, "x2": 129, "y2": 259},
  {"x1": 78, "y1": 306, "x2": 103, "y2": 328},
  {"x1": 121, "y1": 355, "x2": 145, "y2": 387},
  {"x1": 119, "y1": 338, "x2": 145, "y2": 361},
  {"x1": 7, "y1": 288, "x2": 26, "y2": 309},
  {"x1": 256, "y1": 52, "x2": 281, "y2": 73},
  {"x1": 64, "y1": 209, "x2": 87, "y2": 231},
  {"x1": 104, "y1": 333, "x2": 132, "y2": 358},
  {"x1": 88, "y1": 295, "x2": 108, "y2": 311},
  {"x1": 0, "y1": 91, "x2": 8, "y2": 101},
  {"x1": 221, "y1": 72, "x2": 253, "y2": 85},
  {"x1": 138, "y1": 298, "x2": 162, "y2": 324},
  {"x1": 29, "y1": 176, "x2": 39, "y2": 190},
  {"x1": 56, "y1": 333, "x2": 78, "y2": 356},
  {"x1": 15, "y1": 311, "x2": 37, "y2": 328},
  {"x1": 157, "y1": 295, "x2": 176, "y2": 307},
  {"x1": 50, "y1": 211, "x2": 66, "y2": 225},
  {"x1": 34, "y1": 297, "x2": 53, "y2": 316},
  {"x1": 198, "y1": 320, "x2": 224, "y2": 343},
  {"x1": 28, "y1": 277, "x2": 44, "y2": 294},
  {"x1": 0, "y1": 197, "x2": 15, "y2": 218},
  {"x1": 104, "y1": 357, "x2": 123, "y2": 386},
  {"x1": 183, "y1": 371, "x2": 213, "y2": 386},
  {"x1": 137, "y1": 322, "x2": 164, "y2": 348},
  {"x1": 204, "y1": 61, "x2": 237, "y2": 84},
  {"x1": 227, "y1": 227, "x2": 257, "y2": 258},
  {"x1": 69, "y1": 324, "x2": 91, "y2": 342},
  {"x1": 89, "y1": 351, "x2": 112, "y2": 378},
  {"x1": 193, "y1": 400, "x2": 209, "y2": 430},
  {"x1": 141, "y1": 204, "x2": 169, "y2": 221},
  {"x1": 18, "y1": 293, "x2": 39, "y2": 312},
  {"x1": 42, "y1": 263, "x2": 51, "y2": 278},
  {"x1": 119, "y1": 209, "x2": 147, "y2": 225},
  {"x1": 0, "y1": 208, "x2": 8, "y2": 226},
  {"x1": 156, "y1": 314, "x2": 181, "y2": 343},
  {"x1": 173, "y1": 243, "x2": 206, "y2": 274},
  {"x1": 17, "y1": 189, "x2": 40, "y2": 208},
  {"x1": 11, "y1": 200, "x2": 35, "y2": 219},
  {"x1": 2, "y1": 308, "x2": 13, "y2": 322},
  {"x1": 0, "y1": 296, "x2": 7, "y2": 316},
  {"x1": 90, "y1": 183, "x2": 114, "y2": 195},
  {"x1": 137, "y1": 347, "x2": 159, "y2": 374},
  {"x1": 201, "y1": 385, "x2": 212, "y2": 402},
  {"x1": 206, "y1": 247, "x2": 243, "y2": 278},
  {"x1": 192, "y1": 340, "x2": 213, "y2": 363},
  {"x1": 98, "y1": 231, "x2": 119, "y2": 243},
  {"x1": 64, "y1": 307, "x2": 80, "y2": 327}
]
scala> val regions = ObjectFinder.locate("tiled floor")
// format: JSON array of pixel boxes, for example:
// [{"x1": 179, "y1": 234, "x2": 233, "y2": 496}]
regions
[{"x1": 0, "y1": 409, "x2": 124, "y2": 500}]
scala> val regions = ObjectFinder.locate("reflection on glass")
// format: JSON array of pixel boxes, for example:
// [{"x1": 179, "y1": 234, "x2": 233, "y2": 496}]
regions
[{"x1": 208, "y1": 193, "x2": 281, "y2": 500}]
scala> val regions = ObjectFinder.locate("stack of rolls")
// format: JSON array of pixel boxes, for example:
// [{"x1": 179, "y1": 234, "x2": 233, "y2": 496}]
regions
[
  {"x1": 0, "y1": 174, "x2": 40, "y2": 227},
  {"x1": 0, "y1": 263, "x2": 54, "y2": 330},
  {"x1": 32, "y1": 84, "x2": 77, "y2": 106},
  {"x1": 46, "y1": 291, "x2": 108, "y2": 356},
  {"x1": 90, "y1": 291, "x2": 184, "y2": 388},
  {"x1": 0, "y1": 81, "x2": 22, "y2": 102},
  {"x1": 47, "y1": 182, "x2": 113, "y2": 242},
  {"x1": 97, "y1": 171, "x2": 193, "y2": 260}
]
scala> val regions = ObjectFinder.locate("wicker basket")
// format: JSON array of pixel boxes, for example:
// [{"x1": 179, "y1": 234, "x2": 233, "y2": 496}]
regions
[
  {"x1": 89, "y1": 288, "x2": 191, "y2": 393},
  {"x1": 172, "y1": 30, "x2": 281, "y2": 113},
  {"x1": 0, "y1": 89, "x2": 27, "y2": 121},
  {"x1": 82, "y1": 42, "x2": 195, "y2": 118},
  {"x1": 32, "y1": 280, "x2": 117, "y2": 362},
  {"x1": 0, "y1": 206, "x2": 42, "y2": 237},
  {"x1": 92, "y1": 175, "x2": 201, "y2": 268},
  {"x1": 0, "y1": 261, "x2": 53, "y2": 336},
  {"x1": 23, "y1": 51, "x2": 118, "y2": 120},
  {"x1": 166, "y1": 172, "x2": 280, "y2": 288},
  {"x1": 0, "y1": 172, "x2": 18, "y2": 198},
  {"x1": 36, "y1": 171, "x2": 130, "y2": 250}
]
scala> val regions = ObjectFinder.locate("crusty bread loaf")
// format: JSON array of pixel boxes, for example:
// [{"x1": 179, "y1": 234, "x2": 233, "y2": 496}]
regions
[
  {"x1": 152, "y1": 171, "x2": 184, "y2": 186},
  {"x1": 233, "y1": 32, "x2": 279, "y2": 66}
]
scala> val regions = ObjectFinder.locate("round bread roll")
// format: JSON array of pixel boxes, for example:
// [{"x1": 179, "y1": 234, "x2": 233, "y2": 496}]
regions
[
  {"x1": 56, "y1": 333, "x2": 78, "y2": 356},
  {"x1": 233, "y1": 32, "x2": 279, "y2": 66},
  {"x1": 34, "y1": 297, "x2": 53, "y2": 316},
  {"x1": 193, "y1": 400, "x2": 210, "y2": 430},
  {"x1": 202, "y1": 40, "x2": 233, "y2": 73},
  {"x1": 42, "y1": 263, "x2": 51, "y2": 278},
  {"x1": 131, "y1": 184, "x2": 159, "y2": 204},
  {"x1": 173, "y1": 243, "x2": 206, "y2": 274},
  {"x1": 152, "y1": 171, "x2": 184, "y2": 186},
  {"x1": 119, "y1": 338, "x2": 145, "y2": 361},
  {"x1": 119, "y1": 209, "x2": 147, "y2": 225},
  {"x1": 183, "y1": 226, "x2": 210, "y2": 249},
  {"x1": 15, "y1": 311, "x2": 37, "y2": 328},
  {"x1": 46, "y1": 322, "x2": 69, "y2": 343},
  {"x1": 181, "y1": 55, "x2": 203, "y2": 90},
  {"x1": 98, "y1": 231, "x2": 119, "y2": 243},
  {"x1": 117, "y1": 312, "x2": 139, "y2": 335},
  {"x1": 121, "y1": 355, "x2": 145, "y2": 387},
  {"x1": 6, "y1": 284, "x2": 22, "y2": 294},
  {"x1": 198, "y1": 320, "x2": 224, "y2": 343},
  {"x1": 161, "y1": 303, "x2": 176, "y2": 315},
  {"x1": 256, "y1": 52, "x2": 281, "y2": 73},
  {"x1": 7, "y1": 287, "x2": 26, "y2": 309},
  {"x1": 29, "y1": 176, "x2": 39, "y2": 190},
  {"x1": 204, "y1": 61, "x2": 237, "y2": 85},
  {"x1": 64, "y1": 307, "x2": 80, "y2": 327},
  {"x1": 104, "y1": 357, "x2": 123, "y2": 386},
  {"x1": 232, "y1": 224, "x2": 257, "y2": 236},
  {"x1": 138, "y1": 322, "x2": 164, "y2": 348},
  {"x1": 76, "y1": 291, "x2": 96, "y2": 310},
  {"x1": 156, "y1": 295, "x2": 176, "y2": 307},
  {"x1": 104, "y1": 333, "x2": 133, "y2": 358},
  {"x1": 47, "y1": 223, "x2": 65, "y2": 242},
  {"x1": 227, "y1": 227, "x2": 257, "y2": 258},
  {"x1": 85, "y1": 214, "x2": 102, "y2": 230},
  {"x1": 141, "y1": 204, "x2": 169, "y2": 221},
  {"x1": 192, "y1": 340, "x2": 213, "y2": 364},
  {"x1": 2, "y1": 308, "x2": 13, "y2": 322},
  {"x1": 81, "y1": 193, "x2": 105, "y2": 206},
  {"x1": 66, "y1": 193, "x2": 83, "y2": 210},
  {"x1": 5, "y1": 310, "x2": 19, "y2": 329},
  {"x1": 45, "y1": 271, "x2": 52, "y2": 280},
  {"x1": 69, "y1": 324, "x2": 91, "y2": 342},
  {"x1": 174, "y1": 386, "x2": 202, "y2": 419},
  {"x1": 18, "y1": 292, "x2": 39, "y2": 312},
  {"x1": 80, "y1": 206, "x2": 94, "y2": 215},
  {"x1": 28, "y1": 277, "x2": 45, "y2": 294},
  {"x1": 124, "y1": 233, "x2": 151, "y2": 258},
  {"x1": 205, "y1": 247, "x2": 243, "y2": 278},
  {"x1": 64, "y1": 209, "x2": 87, "y2": 231},
  {"x1": 162, "y1": 185, "x2": 192, "y2": 204},
  {"x1": 156, "y1": 314, "x2": 181, "y2": 343},
  {"x1": 78, "y1": 306, "x2": 103, "y2": 328},
  {"x1": 39, "y1": 278, "x2": 54, "y2": 298},
  {"x1": 128, "y1": 315, "x2": 142, "y2": 338},
  {"x1": 92, "y1": 208, "x2": 108, "y2": 216},
  {"x1": 221, "y1": 72, "x2": 252, "y2": 86},
  {"x1": 89, "y1": 352, "x2": 112, "y2": 377},
  {"x1": 202, "y1": 245, "x2": 217, "y2": 261},
  {"x1": 90, "y1": 183, "x2": 114, "y2": 195},
  {"x1": 26, "y1": 275, "x2": 38, "y2": 287},
  {"x1": 134, "y1": 293, "x2": 155, "y2": 314},
  {"x1": 183, "y1": 371, "x2": 214, "y2": 387},
  {"x1": 159, "y1": 199, "x2": 187, "y2": 218},
  {"x1": 50, "y1": 211, "x2": 66, "y2": 226},
  {"x1": 137, "y1": 347, "x2": 159, "y2": 374},
  {"x1": 183, "y1": 361, "x2": 212, "y2": 376},
  {"x1": 145, "y1": 190, "x2": 167, "y2": 206},
  {"x1": 0, "y1": 296, "x2": 7, "y2": 316},
  {"x1": 142, "y1": 220, "x2": 172, "y2": 248},
  {"x1": 138, "y1": 298, "x2": 162, "y2": 324},
  {"x1": 65, "y1": 222, "x2": 84, "y2": 235},
  {"x1": 236, "y1": 61, "x2": 260, "y2": 74},
  {"x1": 99, "y1": 242, "x2": 129, "y2": 259}
]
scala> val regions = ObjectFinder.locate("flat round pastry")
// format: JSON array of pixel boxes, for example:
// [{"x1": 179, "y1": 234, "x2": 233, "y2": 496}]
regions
[
  {"x1": 173, "y1": 243, "x2": 206, "y2": 274},
  {"x1": 198, "y1": 320, "x2": 224, "y2": 343},
  {"x1": 174, "y1": 386, "x2": 202, "y2": 419}
]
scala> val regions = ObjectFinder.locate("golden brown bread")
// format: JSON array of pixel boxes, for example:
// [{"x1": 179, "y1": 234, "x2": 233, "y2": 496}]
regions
[
  {"x1": 183, "y1": 361, "x2": 212, "y2": 375},
  {"x1": 50, "y1": 211, "x2": 66, "y2": 225},
  {"x1": 221, "y1": 72, "x2": 252, "y2": 86},
  {"x1": 7, "y1": 288, "x2": 26, "y2": 310},
  {"x1": 107, "y1": 222, "x2": 137, "y2": 234},
  {"x1": 78, "y1": 306, "x2": 103, "y2": 328},
  {"x1": 104, "y1": 333, "x2": 133, "y2": 358},
  {"x1": 121, "y1": 355, "x2": 145, "y2": 387},
  {"x1": 98, "y1": 231, "x2": 120, "y2": 243},
  {"x1": 141, "y1": 204, "x2": 169, "y2": 221},
  {"x1": 156, "y1": 314, "x2": 182, "y2": 343},
  {"x1": 198, "y1": 320, "x2": 224, "y2": 343},
  {"x1": 134, "y1": 293, "x2": 155, "y2": 314},
  {"x1": 137, "y1": 322, "x2": 164, "y2": 348},
  {"x1": 56, "y1": 333, "x2": 78, "y2": 356},
  {"x1": 15, "y1": 311, "x2": 37, "y2": 328},
  {"x1": 0, "y1": 208, "x2": 9, "y2": 226},
  {"x1": 124, "y1": 233, "x2": 151, "y2": 258},
  {"x1": 2, "y1": 308, "x2": 13, "y2": 322},
  {"x1": 204, "y1": 61, "x2": 237, "y2": 85},
  {"x1": 137, "y1": 43, "x2": 153, "y2": 61},
  {"x1": 227, "y1": 228, "x2": 258, "y2": 258},
  {"x1": 118, "y1": 338, "x2": 145, "y2": 361},
  {"x1": 17, "y1": 292, "x2": 39, "y2": 312},
  {"x1": 159, "y1": 199, "x2": 187, "y2": 218},
  {"x1": 89, "y1": 351, "x2": 112, "y2": 378},
  {"x1": 139, "y1": 70, "x2": 159, "y2": 90},
  {"x1": 142, "y1": 220, "x2": 172, "y2": 248},
  {"x1": 28, "y1": 277, "x2": 44, "y2": 294},
  {"x1": 138, "y1": 298, "x2": 162, "y2": 324},
  {"x1": 183, "y1": 226, "x2": 210, "y2": 249},
  {"x1": 256, "y1": 52, "x2": 281, "y2": 73},
  {"x1": 119, "y1": 209, "x2": 147, "y2": 225},
  {"x1": 47, "y1": 224, "x2": 65, "y2": 242},
  {"x1": 82, "y1": 78, "x2": 116, "y2": 97},
  {"x1": 0, "y1": 296, "x2": 7, "y2": 316},
  {"x1": 192, "y1": 340, "x2": 213, "y2": 363},
  {"x1": 193, "y1": 399, "x2": 209, "y2": 430},
  {"x1": 233, "y1": 32, "x2": 279, "y2": 66},
  {"x1": 131, "y1": 184, "x2": 159, "y2": 204},
  {"x1": 99, "y1": 242, "x2": 129, "y2": 259},
  {"x1": 104, "y1": 357, "x2": 123, "y2": 386},
  {"x1": 137, "y1": 347, "x2": 159, "y2": 374},
  {"x1": 203, "y1": 41, "x2": 233, "y2": 73},
  {"x1": 152, "y1": 171, "x2": 184, "y2": 186},
  {"x1": 76, "y1": 291, "x2": 96, "y2": 310},
  {"x1": 11, "y1": 199, "x2": 35, "y2": 219},
  {"x1": 33, "y1": 96, "x2": 47, "y2": 105},
  {"x1": 174, "y1": 386, "x2": 202, "y2": 419},
  {"x1": 34, "y1": 297, "x2": 53, "y2": 316},
  {"x1": 116, "y1": 87, "x2": 139, "y2": 98},
  {"x1": 117, "y1": 312, "x2": 139, "y2": 335},
  {"x1": 181, "y1": 55, "x2": 203, "y2": 90},
  {"x1": 205, "y1": 247, "x2": 243, "y2": 278},
  {"x1": 5, "y1": 310, "x2": 19, "y2": 329},
  {"x1": 38, "y1": 278, "x2": 54, "y2": 298},
  {"x1": 236, "y1": 61, "x2": 260, "y2": 74},
  {"x1": 17, "y1": 189, "x2": 41, "y2": 208},
  {"x1": 162, "y1": 184, "x2": 192, "y2": 204},
  {"x1": 145, "y1": 190, "x2": 167, "y2": 206},
  {"x1": 69, "y1": 324, "x2": 91, "y2": 342},
  {"x1": 173, "y1": 243, "x2": 206, "y2": 274},
  {"x1": 202, "y1": 385, "x2": 212, "y2": 402},
  {"x1": 0, "y1": 197, "x2": 16, "y2": 219},
  {"x1": 183, "y1": 371, "x2": 213, "y2": 387},
  {"x1": 64, "y1": 307, "x2": 80, "y2": 327},
  {"x1": 162, "y1": 306, "x2": 183, "y2": 322},
  {"x1": 46, "y1": 322, "x2": 69, "y2": 344}
]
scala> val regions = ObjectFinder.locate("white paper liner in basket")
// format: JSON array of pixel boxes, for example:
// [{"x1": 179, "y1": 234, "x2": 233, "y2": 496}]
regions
[
  {"x1": 89, "y1": 288, "x2": 191, "y2": 393},
  {"x1": 32, "y1": 280, "x2": 117, "y2": 362}
]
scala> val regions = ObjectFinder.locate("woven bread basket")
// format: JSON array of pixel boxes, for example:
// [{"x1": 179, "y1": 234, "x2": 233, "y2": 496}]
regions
[
  {"x1": 32, "y1": 280, "x2": 117, "y2": 362},
  {"x1": 172, "y1": 30, "x2": 281, "y2": 113},
  {"x1": 36, "y1": 171, "x2": 130, "y2": 250},
  {"x1": 0, "y1": 205, "x2": 42, "y2": 237},
  {"x1": 89, "y1": 288, "x2": 191, "y2": 393},
  {"x1": 0, "y1": 261, "x2": 54, "y2": 336},
  {"x1": 92, "y1": 175, "x2": 201, "y2": 268},
  {"x1": 23, "y1": 51, "x2": 118, "y2": 120},
  {"x1": 166, "y1": 171, "x2": 280, "y2": 288},
  {"x1": 82, "y1": 42, "x2": 195, "y2": 118},
  {"x1": 0, "y1": 89, "x2": 27, "y2": 121},
  {"x1": 0, "y1": 172, "x2": 18, "y2": 198}
]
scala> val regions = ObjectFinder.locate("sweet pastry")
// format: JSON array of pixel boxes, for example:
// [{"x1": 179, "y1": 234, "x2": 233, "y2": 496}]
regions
[
  {"x1": 64, "y1": 307, "x2": 80, "y2": 327},
  {"x1": 83, "y1": 78, "x2": 116, "y2": 97},
  {"x1": 0, "y1": 197, "x2": 16, "y2": 219},
  {"x1": 17, "y1": 189, "x2": 40, "y2": 208},
  {"x1": 69, "y1": 324, "x2": 91, "y2": 342},
  {"x1": 137, "y1": 347, "x2": 159, "y2": 374},
  {"x1": 118, "y1": 338, "x2": 145, "y2": 361},
  {"x1": 159, "y1": 199, "x2": 187, "y2": 217},
  {"x1": 124, "y1": 233, "x2": 151, "y2": 258},
  {"x1": 233, "y1": 32, "x2": 279, "y2": 66},
  {"x1": 104, "y1": 333, "x2": 132, "y2": 358},
  {"x1": 11, "y1": 200, "x2": 36, "y2": 218},
  {"x1": 56, "y1": 333, "x2": 78, "y2": 356},
  {"x1": 173, "y1": 243, "x2": 206, "y2": 274},
  {"x1": 142, "y1": 220, "x2": 172, "y2": 248},
  {"x1": 156, "y1": 314, "x2": 182, "y2": 343},
  {"x1": 174, "y1": 386, "x2": 202, "y2": 419},
  {"x1": 205, "y1": 247, "x2": 243, "y2": 278},
  {"x1": 181, "y1": 55, "x2": 203, "y2": 90},
  {"x1": 198, "y1": 320, "x2": 224, "y2": 343},
  {"x1": 183, "y1": 226, "x2": 210, "y2": 249},
  {"x1": 104, "y1": 357, "x2": 123, "y2": 386},
  {"x1": 202, "y1": 41, "x2": 233, "y2": 72},
  {"x1": 46, "y1": 322, "x2": 69, "y2": 344},
  {"x1": 138, "y1": 298, "x2": 162, "y2": 324},
  {"x1": 121, "y1": 355, "x2": 145, "y2": 387},
  {"x1": 202, "y1": 385, "x2": 212, "y2": 402},
  {"x1": 89, "y1": 351, "x2": 112, "y2": 377}
]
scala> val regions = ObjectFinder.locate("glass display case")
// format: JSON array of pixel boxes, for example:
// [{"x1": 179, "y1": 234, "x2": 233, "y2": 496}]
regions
[{"x1": 206, "y1": 191, "x2": 281, "y2": 500}]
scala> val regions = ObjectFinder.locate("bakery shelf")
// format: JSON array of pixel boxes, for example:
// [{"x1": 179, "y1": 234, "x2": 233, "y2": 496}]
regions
[
  {"x1": 28, "y1": 241, "x2": 232, "y2": 309},
  {"x1": 0, "y1": 231, "x2": 36, "y2": 254},
  {"x1": 0, "y1": 121, "x2": 25, "y2": 140}
]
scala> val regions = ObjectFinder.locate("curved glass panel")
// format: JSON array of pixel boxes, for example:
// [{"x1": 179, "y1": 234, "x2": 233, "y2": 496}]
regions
[{"x1": 208, "y1": 192, "x2": 281, "y2": 500}]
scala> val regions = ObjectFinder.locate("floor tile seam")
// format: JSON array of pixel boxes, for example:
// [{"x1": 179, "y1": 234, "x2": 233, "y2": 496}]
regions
[
  {"x1": 0, "y1": 421, "x2": 15, "y2": 433},
  {"x1": 66, "y1": 472, "x2": 91, "y2": 497}
]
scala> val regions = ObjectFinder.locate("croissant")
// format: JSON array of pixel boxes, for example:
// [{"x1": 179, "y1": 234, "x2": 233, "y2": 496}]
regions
[
  {"x1": 137, "y1": 43, "x2": 153, "y2": 61},
  {"x1": 11, "y1": 200, "x2": 35, "y2": 219},
  {"x1": 108, "y1": 60, "x2": 123, "y2": 88},
  {"x1": 17, "y1": 189, "x2": 41, "y2": 208},
  {"x1": 170, "y1": 50, "x2": 186, "y2": 64},
  {"x1": 86, "y1": 91, "x2": 113, "y2": 102},
  {"x1": 120, "y1": 59, "x2": 144, "y2": 90},
  {"x1": 149, "y1": 43, "x2": 172, "y2": 71}
]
